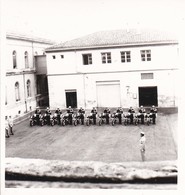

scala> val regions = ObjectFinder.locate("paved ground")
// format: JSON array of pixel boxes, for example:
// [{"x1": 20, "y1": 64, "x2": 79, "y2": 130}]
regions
[{"x1": 6, "y1": 113, "x2": 177, "y2": 162}]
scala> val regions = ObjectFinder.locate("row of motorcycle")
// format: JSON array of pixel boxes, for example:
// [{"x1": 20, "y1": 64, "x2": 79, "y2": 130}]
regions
[{"x1": 30, "y1": 111, "x2": 156, "y2": 127}]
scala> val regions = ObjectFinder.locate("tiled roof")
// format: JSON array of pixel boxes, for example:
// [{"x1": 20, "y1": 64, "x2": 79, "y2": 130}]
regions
[{"x1": 46, "y1": 29, "x2": 178, "y2": 51}]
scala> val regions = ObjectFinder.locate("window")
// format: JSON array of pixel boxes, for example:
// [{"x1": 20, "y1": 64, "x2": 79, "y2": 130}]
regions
[
  {"x1": 140, "y1": 50, "x2": 151, "y2": 61},
  {"x1": 27, "y1": 80, "x2": 31, "y2": 97},
  {"x1": 141, "y1": 73, "x2": 154, "y2": 79},
  {"x1": 15, "y1": 82, "x2": 20, "y2": 102},
  {"x1": 121, "y1": 51, "x2": 131, "y2": 63},
  {"x1": 24, "y1": 51, "x2": 29, "y2": 68},
  {"x1": 82, "y1": 54, "x2": 92, "y2": 65},
  {"x1": 61, "y1": 55, "x2": 64, "y2": 59},
  {"x1": 101, "y1": 52, "x2": 112, "y2": 64},
  {"x1": 13, "y1": 50, "x2": 17, "y2": 69},
  {"x1": 52, "y1": 55, "x2": 56, "y2": 59}
]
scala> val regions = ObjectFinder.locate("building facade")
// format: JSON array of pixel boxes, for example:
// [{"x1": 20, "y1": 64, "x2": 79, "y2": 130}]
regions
[
  {"x1": 5, "y1": 32, "x2": 54, "y2": 119},
  {"x1": 45, "y1": 29, "x2": 179, "y2": 110}
]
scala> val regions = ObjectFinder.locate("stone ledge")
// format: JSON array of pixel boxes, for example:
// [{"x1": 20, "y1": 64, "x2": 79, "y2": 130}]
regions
[{"x1": 5, "y1": 158, "x2": 177, "y2": 184}]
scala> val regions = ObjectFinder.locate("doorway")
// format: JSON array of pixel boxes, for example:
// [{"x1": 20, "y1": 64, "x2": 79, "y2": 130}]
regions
[
  {"x1": 65, "y1": 90, "x2": 77, "y2": 108},
  {"x1": 139, "y1": 86, "x2": 158, "y2": 106}
]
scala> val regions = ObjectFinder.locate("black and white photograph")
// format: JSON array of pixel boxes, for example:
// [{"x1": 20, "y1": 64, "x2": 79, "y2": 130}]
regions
[{"x1": 1, "y1": 0, "x2": 185, "y2": 194}]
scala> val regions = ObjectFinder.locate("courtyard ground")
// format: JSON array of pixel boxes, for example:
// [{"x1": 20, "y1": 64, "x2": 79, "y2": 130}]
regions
[{"x1": 6, "y1": 113, "x2": 177, "y2": 162}]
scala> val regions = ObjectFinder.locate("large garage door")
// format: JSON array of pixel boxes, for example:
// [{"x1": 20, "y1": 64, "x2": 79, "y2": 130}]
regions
[
  {"x1": 96, "y1": 81, "x2": 120, "y2": 108},
  {"x1": 139, "y1": 86, "x2": 158, "y2": 107}
]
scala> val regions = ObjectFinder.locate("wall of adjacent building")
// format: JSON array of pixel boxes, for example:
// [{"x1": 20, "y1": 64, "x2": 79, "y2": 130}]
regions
[{"x1": 5, "y1": 37, "x2": 52, "y2": 119}]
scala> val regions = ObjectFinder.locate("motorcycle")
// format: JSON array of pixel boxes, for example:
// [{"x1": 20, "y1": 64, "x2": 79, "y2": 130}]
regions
[{"x1": 30, "y1": 114, "x2": 44, "y2": 126}]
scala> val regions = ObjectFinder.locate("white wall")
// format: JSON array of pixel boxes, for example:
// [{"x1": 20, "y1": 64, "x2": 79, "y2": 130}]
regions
[
  {"x1": 46, "y1": 44, "x2": 178, "y2": 75},
  {"x1": 47, "y1": 69, "x2": 178, "y2": 109}
]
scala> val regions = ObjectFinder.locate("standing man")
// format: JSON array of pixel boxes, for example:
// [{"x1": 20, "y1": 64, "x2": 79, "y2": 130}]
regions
[
  {"x1": 78, "y1": 107, "x2": 85, "y2": 125},
  {"x1": 35, "y1": 108, "x2": 41, "y2": 125},
  {"x1": 55, "y1": 108, "x2": 62, "y2": 125},
  {"x1": 103, "y1": 107, "x2": 111, "y2": 124},
  {"x1": 91, "y1": 107, "x2": 97, "y2": 125},
  {"x1": 67, "y1": 106, "x2": 74, "y2": 125},
  {"x1": 128, "y1": 107, "x2": 135, "y2": 124},
  {"x1": 8, "y1": 115, "x2": 14, "y2": 135},
  {"x1": 5, "y1": 116, "x2": 10, "y2": 138},
  {"x1": 138, "y1": 105, "x2": 146, "y2": 124},
  {"x1": 116, "y1": 107, "x2": 123, "y2": 124},
  {"x1": 45, "y1": 107, "x2": 51, "y2": 125},
  {"x1": 139, "y1": 132, "x2": 146, "y2": 161},
  {"x1": 150, "y1": 105, "x2": 157, "y2": 124}
]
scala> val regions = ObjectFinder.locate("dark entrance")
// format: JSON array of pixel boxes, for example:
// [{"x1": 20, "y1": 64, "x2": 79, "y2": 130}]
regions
[
  {"x1": 65, "y1": 90, "x2": 77, "y2": 108},
  {"x1": 139, "y1": 86, "x2": 158, "y2": 107}
]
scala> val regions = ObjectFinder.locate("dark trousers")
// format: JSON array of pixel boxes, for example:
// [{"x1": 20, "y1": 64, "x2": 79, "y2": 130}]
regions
[
  {"x1": 46, "y1": 115, "x2": 50, "y2": 125},
  {"x1": 118, "y1": 114, "x2": 121, "y2": 124},
  {"x1": 152, "y1": 114, "x2": 156, "y2": 124},
  {"x1": 130, "y1": 114, "x2": 133, "y2": 124},
  {"x1": 9, "y1": 126, "x2": 13, "y2": 135},
  {"x1": 105, "y1": 114, "x2": 109, "y2": 124},
  {"x1": 57, "y1": 115, "x2": 61, "y2": 125},
  {"x1": 36, "y1": 115, "x2": 40, "y2": 125},
  {"x1": 80, "y1": 114, "x2": 84, "y2": 124},
  {"x1": 140, "y1": 114, "x2": 144, "y2": 124},
  {"x1": 92, "y1": 114, "x2": 96, "y2": 125},
  {"x1": 68, "y1": 114, "x2": 72, "y2": 125}
]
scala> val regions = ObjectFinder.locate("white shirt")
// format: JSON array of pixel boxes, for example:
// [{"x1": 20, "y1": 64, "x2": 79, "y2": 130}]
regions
[{"x1": 139, "y1": 136, "x2": 146, "y2": 151}]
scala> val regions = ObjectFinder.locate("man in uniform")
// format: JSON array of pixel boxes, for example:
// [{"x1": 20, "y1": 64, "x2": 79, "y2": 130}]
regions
[
  {"x1": 103, "y1": 107, "x2": 111, "y2": 124},
  {"x1": 35, "y1": 108, "x2": 41, "y2": 125},
  {"x1": 91, "y1": 107, "x2": 97, "y2": 125},
  {"x1": 78, "y1": 107, "x2": 85, "y2": 125},
  {"x1": 45, "y1": 107, "x2": 51, "y2": 125},
  {"x1": 139, "y1": 132, "x2": 146, "y2": 161},
  {"x1": 67, "y1": 106, "x2": 74, "y2": 125},
  {"x1": 55, "y1": 108, "x2": 62, "y2": 125},
  {"x1": 8, "y1": 115, "x2": 14, "y2": 135},
  {"x1": 138, "y1": 105, "x2": 146, "y2": 124},
  {"x1": 5, "y1": 116, "x2": 10, "y2": 138},
  {"x1": 128, "y1": 107, "x2": 135, "y2": 124},
  {"x1": 116, "y1": 107, "x2": 123, "y2": 124},
  {"x1": 150, "y1": 105, "x2": 157, "y2": 124}
]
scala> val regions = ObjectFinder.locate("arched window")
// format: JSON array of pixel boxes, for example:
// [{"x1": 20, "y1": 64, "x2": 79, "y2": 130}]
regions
[
  {"x1": 27, "y1": 80, "x2": 31, "y2": 97},
  {"x1": 15, "y1": 82, "x2": 20, "y2": 101},
  {"x1": 13, "y1": 50, "x2": 17, "y2": 69},
  {"x1": 24, "y1": 51, "x2": 29, "y2": 68}
]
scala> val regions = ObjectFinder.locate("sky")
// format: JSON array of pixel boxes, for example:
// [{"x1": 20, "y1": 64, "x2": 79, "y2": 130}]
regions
[{"x1": 3, "y1": 0, "x2": 185, "y2": 42}]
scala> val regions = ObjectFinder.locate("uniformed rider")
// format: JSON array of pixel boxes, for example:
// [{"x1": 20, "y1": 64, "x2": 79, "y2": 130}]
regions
[
  {"x1": 138, "y1": 105, "x2": 146, "y2": 124},
  {"x1": 67, "y1": 106, "x2": 74, "y2": 125},
  {"x1": 45, "y1": 107, "x2": 51, "y2": 125},
  {"x1": 116, "y1": 107, "x2": 123, "y2": 124},
  {"x1": 35, "y1": 108, "x2": 41, "y2": 125},
  {"x1": 128, "y1": 107, "x2": 135, "y2": 124},
  {"x1": 103, "y1": 107, "x2": 111, "y2": 124},
  {"x1": 55, "y1": 108, "x2": 62, "y2": 125},
  {"x1": 150, "y1": 105, "x2": 157, "y2": 124},
  {"x1": 91, "y1": 107, "x2": 97, "y2": 125},
  {"x1": 78, "y1": 107, "x2": 85, "y2": 124}
]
